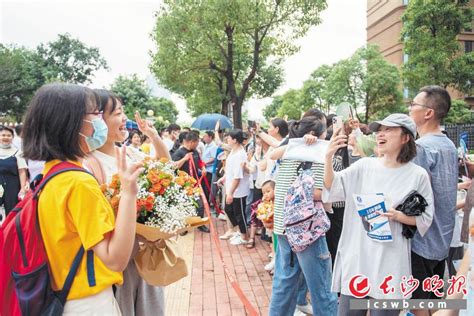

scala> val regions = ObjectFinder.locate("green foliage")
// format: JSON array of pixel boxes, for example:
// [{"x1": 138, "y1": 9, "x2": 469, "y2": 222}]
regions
[
  {"x1": 269, "y1": 45, "x2": 404, "y2": 123},
  {"x1": 263, "y1": 96, "x2": 283, "y2": 120},
  {"x1": 402, "y1": 0, "x2": 474, "y2": 95},
  {"x1": 0, "y1": 34, "x2": 108, "y2": 122},
  {"x1": 110, "y1": 74, "x2": 178, "y2": 126},
  {"x1": 150, "y1": 0, "x2": 327, "y2": 128},
  {"x1": 444, "y1": 99, "x2": 473, "y2": 124}
]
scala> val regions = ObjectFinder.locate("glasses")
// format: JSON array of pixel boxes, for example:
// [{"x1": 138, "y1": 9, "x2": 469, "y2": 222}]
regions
[
  {"x1": 86, "y1": 111, "x2": 104, "y2": 118},
  {"x1": 408, "y1": 101, "x2": 433, "y2": 110}
]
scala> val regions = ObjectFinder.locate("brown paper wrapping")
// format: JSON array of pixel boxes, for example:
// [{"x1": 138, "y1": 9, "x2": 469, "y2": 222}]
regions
[{"x1": 134, "y1": 239, "x2": 188, "y2": 286}]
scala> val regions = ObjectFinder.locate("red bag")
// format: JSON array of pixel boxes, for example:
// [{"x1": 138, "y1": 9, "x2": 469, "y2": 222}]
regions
[{"x1": 0, "y1": 162, "x2": 95, "y2": 316}]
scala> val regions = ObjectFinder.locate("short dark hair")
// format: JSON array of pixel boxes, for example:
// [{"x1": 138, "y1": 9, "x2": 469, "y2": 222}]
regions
[
  {"x1": 14, "y1": 124, "x2": 23, "y2": 136},
  {"x1": 204, "y1": 130, "x2": 215, "y2": 138},
  {"x1": 0, "y1": 125, "x2": 14, "y2": 136},
  {"x1": 128, "y1": 130, "x2": 142, "y2": 144},
  {"x1": 22, "y1": 83, "x2": 98, "y2": 161},
  {"x1": 289, "y1": 109, "x2": 327, "y2": 139},
  {"x1": 184, "y1": 131, "x2": 199, "y2": 143},
  {"x1": 262, "y1": 179, "x2": 275, "y2": 189},
  {"x1": 167, "y1": 123, "x2": 181, "y2": 133},
  {"x1": 228, "y1": 129, "x2": 244, "y2": 144},
  {"x1": 398, "y1": 127, "x2": 417, "y2": 164},
  {"x1": 419, "y1": 85, "x2": 451, "y2": 121},
  {"x1": 94, "y1": 89, "x2": 121, "y2": 114},
  {"x1": 270, "y1": 118, "x2": 289, "y2": 138}
]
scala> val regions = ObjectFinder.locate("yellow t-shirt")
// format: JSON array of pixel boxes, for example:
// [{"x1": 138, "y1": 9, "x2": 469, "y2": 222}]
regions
[
  {"x1": 140, "y1": 143, "x2": 151, "y2": 155},
  {"x1": 38, "y1": 160, "x2": 123, "y2": 300}
]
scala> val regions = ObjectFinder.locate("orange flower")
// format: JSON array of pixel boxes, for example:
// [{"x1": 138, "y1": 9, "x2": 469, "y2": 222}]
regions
[
  {"x1": 145, "y1": 195, "x2": 155, "y2": 211},
  {"x1": 100, "y1": 184, "x2": 108, "y2": 193},
  {"x1": 150, "y1": 183, "x2": 162, "y2": 194},
  {"x1": 147, "y1": 171, "x2": 160, "y2": 184},
  {"x1": 110, "y1": 174, "x2": 121, "y2": 190},
  {"x1": 110, "y1": 195, "x2": 120, "y2": 211}
]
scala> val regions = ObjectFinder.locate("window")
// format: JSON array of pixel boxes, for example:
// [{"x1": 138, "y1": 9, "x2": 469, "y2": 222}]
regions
[
  {"x1": 403, "y1": 87, "x2": 409, "y2": 99},
  {"x1": 465, "y1": 41, "x2": 473, "y2": 53},
  {"x1": 403, "y1": 0, "x2": 409, "y2": 5},
  {"x1": 403, "y1": 53, "x2": 409, "y2": 64}
]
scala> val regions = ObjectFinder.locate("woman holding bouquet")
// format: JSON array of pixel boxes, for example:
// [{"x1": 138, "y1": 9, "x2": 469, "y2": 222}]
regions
[
  {"x1": 84, "y1": 89, "x2": 170, "y2": 316},
  {"x1": 20, "y1": 84, "x2": 143, "y2": 314},
  {"x1": 323, "y1": 113, "x2": 434, "y2": 316}
]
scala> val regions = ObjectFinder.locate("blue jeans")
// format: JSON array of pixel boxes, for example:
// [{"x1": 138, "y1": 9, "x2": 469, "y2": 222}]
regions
[
  {"x1": 269, "y1": 235, "x2": 337, "y2": 316},
  {"x1": 296, "y1": 274, "x2": 308, "y2": 306}
]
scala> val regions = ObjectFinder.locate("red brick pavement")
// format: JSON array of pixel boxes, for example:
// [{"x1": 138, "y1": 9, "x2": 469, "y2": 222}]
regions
[{"x1": 189, "y1": 218, "x2": 273, "y2": 316}]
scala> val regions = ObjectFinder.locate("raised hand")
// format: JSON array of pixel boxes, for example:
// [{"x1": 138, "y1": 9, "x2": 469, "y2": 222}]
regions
[
  {"x1": 135, "y1": 111, "x2": 159, "y2": 139},
  {"x1": 326, "y1": 127, "x2": 347, "y2": 159},
  {"x1": 115, "y1": 146, "x2": 144, "y2": 196}
]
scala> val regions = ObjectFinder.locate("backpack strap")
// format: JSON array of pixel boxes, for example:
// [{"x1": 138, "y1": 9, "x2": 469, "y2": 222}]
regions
[
  {"x1": 33, "y1": 162, "x2": 91, "y2": 199},
  {"x1": 57, "y1": 246, "x2": 85, "y2": 304},
  {"x1": 31, "y1": 162, "x2": 97, "y2": 289}
]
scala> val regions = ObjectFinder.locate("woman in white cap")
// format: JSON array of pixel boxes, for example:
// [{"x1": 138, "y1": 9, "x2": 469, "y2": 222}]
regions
[{"x1": 323, "y1": 113, "x2": 434, "y2": 316}]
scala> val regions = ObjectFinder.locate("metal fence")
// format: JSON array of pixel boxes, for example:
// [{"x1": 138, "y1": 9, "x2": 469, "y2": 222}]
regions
[{"x1": 444, "y1": 124, "x2": 474, "y2": 150}]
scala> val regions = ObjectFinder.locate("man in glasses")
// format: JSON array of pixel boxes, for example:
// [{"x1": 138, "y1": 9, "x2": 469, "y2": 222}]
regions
[{"x1": 409, "y1": 86, "x2": 458, "y2": 316}]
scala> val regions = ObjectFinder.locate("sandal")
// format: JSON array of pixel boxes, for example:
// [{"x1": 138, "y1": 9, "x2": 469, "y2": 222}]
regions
[{"x1": 245, "y1": 239, "x2": 255, "y2": 249}]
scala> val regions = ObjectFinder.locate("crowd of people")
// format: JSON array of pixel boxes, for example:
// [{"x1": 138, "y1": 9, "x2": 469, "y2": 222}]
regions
[{"x1": 0, "y1": 83, "x2": 473, "y2": 316}]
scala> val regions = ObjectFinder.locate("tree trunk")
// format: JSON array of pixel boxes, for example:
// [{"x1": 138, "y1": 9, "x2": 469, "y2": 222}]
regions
[{"x1": 233, "y1": 97, "x2": 243, "y2": 129}]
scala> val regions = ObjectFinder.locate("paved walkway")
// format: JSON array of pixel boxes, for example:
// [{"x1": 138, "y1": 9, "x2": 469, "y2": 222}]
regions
[{"x1": 166, "y1": 218, "x2": 274, "y2": 316}]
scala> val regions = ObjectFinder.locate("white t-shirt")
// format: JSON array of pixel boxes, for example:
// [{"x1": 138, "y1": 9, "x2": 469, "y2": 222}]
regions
[
  {"x1": 322, "y1": 157, "x2": 434, "y2": 299},
  {"x1": 224, "y1": 148, "x2": 250, "y2": 198},
  {"x1": 163, "y1": 138, "x2": 174, "y2": 151}
]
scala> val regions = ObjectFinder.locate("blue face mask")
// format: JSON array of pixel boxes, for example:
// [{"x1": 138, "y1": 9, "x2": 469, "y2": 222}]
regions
[{"x1": 80, "y1": 118, "x2": 108, "y2": 151}]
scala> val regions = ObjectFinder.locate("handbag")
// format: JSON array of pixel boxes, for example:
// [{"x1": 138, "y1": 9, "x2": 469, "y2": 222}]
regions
[{"x1": 134, "y1": 239, "x2": 188, "y2": 286}]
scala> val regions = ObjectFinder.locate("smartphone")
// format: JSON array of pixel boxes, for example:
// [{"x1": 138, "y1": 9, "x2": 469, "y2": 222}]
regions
[{"x1": 332, "y1": 116, "x2": 344, "y2": 133}]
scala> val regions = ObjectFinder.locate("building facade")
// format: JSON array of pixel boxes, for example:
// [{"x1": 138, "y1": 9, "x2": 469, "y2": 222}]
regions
[{"x1": 367, "y1": 0, "x2": 474, "y2": 105}]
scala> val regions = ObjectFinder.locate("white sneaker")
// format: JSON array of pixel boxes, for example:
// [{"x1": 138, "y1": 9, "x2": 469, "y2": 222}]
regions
[
  {"x1": 230, "y1": 236, "x2": 249, "y2": 245},
  {"x1": 218, "y1": 213, "x2": 227, "y2": 221},
  {"x1": 264, "y1": 258, "x2": 275, "y2": 271},
  {"x1": 296, "y1": 304, "x2": 313, "y2": 315},
  {"x1": 219, "y1": 231, "x2": 235, "y2": 240}
]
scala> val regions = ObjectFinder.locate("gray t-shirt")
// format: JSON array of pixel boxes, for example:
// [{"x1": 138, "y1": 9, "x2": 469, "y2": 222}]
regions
[
  {"x1": 323, "y1": 158, "x2": 434, "y2": 299},
  {"x1": 412, "y1": 134, "x2": 458, "y2": 261}
]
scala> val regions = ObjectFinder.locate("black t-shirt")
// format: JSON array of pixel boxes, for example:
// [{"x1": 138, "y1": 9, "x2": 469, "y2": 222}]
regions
[{"x1": 172, "y1": 147, "x2": 201, "y2": 177}]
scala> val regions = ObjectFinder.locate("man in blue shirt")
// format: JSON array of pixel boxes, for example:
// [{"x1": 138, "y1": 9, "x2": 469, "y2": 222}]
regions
[
  {"x1": 410, "y1": 86, "x2": 458, "y2": 315},
  {"x1": 202, "y1": 131, "x2": 218, "y2": 210}
]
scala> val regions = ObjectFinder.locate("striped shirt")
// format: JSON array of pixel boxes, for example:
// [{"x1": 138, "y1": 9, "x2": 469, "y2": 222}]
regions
[
  {"x1": 273, "y1": 159, "x2": 324, "y2": 235},
  {"x1": 332, "y1": 156, "x2": 345, "y2": 209}
]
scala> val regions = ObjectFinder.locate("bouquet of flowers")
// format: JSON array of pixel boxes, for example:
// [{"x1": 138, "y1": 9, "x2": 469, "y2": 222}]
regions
[
  {"x1": 102, "y1": 157, "x2": 204, "y2": 239},
  {"x1": 256, "y1": 200, "x2": 274, "y2": 223}
]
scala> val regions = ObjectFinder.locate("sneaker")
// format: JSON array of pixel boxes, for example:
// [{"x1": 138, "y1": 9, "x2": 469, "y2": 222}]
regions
[
  {"x1": 264, "y1": 258, "x2": 275, "y2": 271},
  {"x1": 219, "y1": 231, "x2": 235, "y2": 240},
  {"x1": 230, "y1": 236, "x2": 249, "y2": 245},
  {"x1": 296, "y1": 304, "x2": 313, "y2": 315},
  {"x1": 218, "y1": 213, "x2": 227, "y2": 221}
]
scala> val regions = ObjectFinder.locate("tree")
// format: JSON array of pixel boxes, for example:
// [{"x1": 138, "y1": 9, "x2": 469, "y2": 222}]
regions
[
  {"x1": 401, "y1": 0, "x2": 474, "y2": 95},
  {"x1": 263, "y1": 96, "x2": 283, "y2": 121},
  {"x1": 444, "y1": 99, "x2": 472, "y2": 124},
  {"x1": 150, "y1": 0, "x2": 327, "y2": 128},
  {"x1": 36, "y1": 33, "x2": 108, "y2": 84},
  {"x1": 0, "y1": 34, "x2": 108, "y2": 121},
  {"x1": 110, "y1": 74, "x2": 179, "y2": 124},
  {"x1": 317, "y1": 45, "x2": 403, "y2": 122},
  {"x1": 267, "y1": 45, "x2": 404, "y2": 123}
]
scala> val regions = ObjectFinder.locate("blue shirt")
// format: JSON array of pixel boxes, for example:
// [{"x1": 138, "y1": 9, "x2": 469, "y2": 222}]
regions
[
  {"x1": 202, "y1": 142, "x2": 218, "y2": 173},
  {"x1": 412, "y1": 134, "x2": 458, "y2": 260},
  {"x1": 212, "y1": 147, "x2": 225, "y2": 175}
]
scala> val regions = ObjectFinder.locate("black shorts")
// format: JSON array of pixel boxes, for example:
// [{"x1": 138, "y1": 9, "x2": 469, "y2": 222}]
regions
[{"x1": 411, "y1": 251, "x2": 446, "y2": 299}]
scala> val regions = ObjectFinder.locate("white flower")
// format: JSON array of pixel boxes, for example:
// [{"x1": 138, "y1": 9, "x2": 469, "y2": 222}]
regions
[{"x1": 0, "y1": 184, "x2": 3, "y2": 198}]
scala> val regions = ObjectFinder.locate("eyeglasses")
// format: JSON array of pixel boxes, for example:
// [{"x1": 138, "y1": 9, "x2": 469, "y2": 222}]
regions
[
  {"x1": 86, "y1": 111, "x2": 104, "y2": 118},
  {"x1": 408, "y1": 101, "x2": 433, "y2": 110}
]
